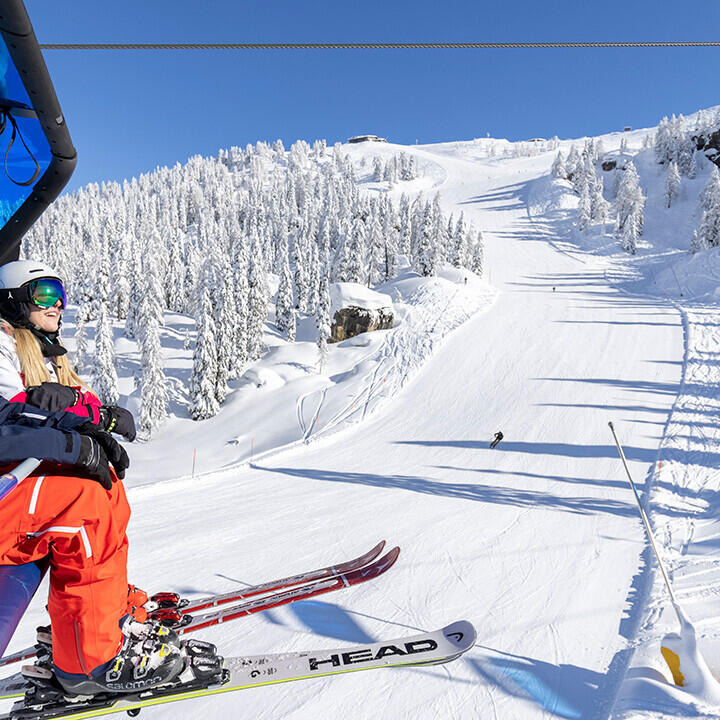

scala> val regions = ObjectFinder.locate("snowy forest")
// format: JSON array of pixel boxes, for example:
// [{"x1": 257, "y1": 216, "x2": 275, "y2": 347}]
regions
[
  {"x1": 554, "y1": 108, "x2": 720, "y2": 254},
  {"x1": 21, "y1": 140, "x2": 484, "y2": 436}
]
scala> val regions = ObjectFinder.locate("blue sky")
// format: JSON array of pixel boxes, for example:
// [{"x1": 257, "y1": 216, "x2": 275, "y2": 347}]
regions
[{"x1": 23, "y1": 0, "x2": 720, "y2": 191}]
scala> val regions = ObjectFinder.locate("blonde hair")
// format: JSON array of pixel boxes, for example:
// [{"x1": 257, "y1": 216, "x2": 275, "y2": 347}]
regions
[{"x1": 5, "y1": 322, "x2": 89, "y2": 390}]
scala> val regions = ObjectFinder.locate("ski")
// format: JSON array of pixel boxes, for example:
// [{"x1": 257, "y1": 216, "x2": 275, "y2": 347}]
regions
[
  {"x1": 0, "y1": 547, "x2": 400, "y2": 701},
  {"x1": 179, "y1": 546, "x2": 400, "y2": 633},
  {"x1": 0, "y1": 541, "x2": 387, "y2": 670},
  {"x1": 180, "y1": 539, "x2": 387, "y2": 614},
  {"x1": 1, "y1": 621, "x2": 476, "y2": 720}
]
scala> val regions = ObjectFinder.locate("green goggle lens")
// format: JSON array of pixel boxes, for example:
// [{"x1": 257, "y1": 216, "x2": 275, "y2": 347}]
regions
[{"x1": 28, "y1": 278, "x2": 66, "y2": 309}]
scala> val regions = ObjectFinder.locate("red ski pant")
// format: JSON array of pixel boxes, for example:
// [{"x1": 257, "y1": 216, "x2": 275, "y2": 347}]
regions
[{"x1": 0, "y1": 464, "x2": 130, "y2": 675}]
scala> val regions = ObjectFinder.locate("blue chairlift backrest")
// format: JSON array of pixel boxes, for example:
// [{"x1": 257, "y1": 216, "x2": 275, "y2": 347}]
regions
[{"x1": 0, "y1": 0, "x2": 76, "y2": 265}]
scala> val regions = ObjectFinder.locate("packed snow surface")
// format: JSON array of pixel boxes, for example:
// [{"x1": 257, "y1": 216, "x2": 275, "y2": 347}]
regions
[{"x1": 8, "y1": 121, "x2": 720, "y2": 719}]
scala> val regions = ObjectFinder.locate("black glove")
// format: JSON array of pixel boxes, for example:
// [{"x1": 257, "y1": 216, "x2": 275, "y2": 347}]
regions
[
  {"x1": 99, "y1": 406, "x2": 137, "y2": 442},
  {"x1": 75, "y1": 424, "x2": 130, "y2": 485},
  {"x1": 25, "y1": 382, "x2": 79, "y2": 412},
  {"x1": 76, "y1": 436, "x2": 113, "y2": 489}
]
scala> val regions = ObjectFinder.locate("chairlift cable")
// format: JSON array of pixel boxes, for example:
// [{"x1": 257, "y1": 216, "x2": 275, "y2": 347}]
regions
[{"x1": 37, "y1": 41, "x2": 720, "y2": 50}]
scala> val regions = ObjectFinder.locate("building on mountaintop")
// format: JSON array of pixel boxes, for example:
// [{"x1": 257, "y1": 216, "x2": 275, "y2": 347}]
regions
[{"x1": 348, "y1": 135, "x2": 388, "y2": 144}]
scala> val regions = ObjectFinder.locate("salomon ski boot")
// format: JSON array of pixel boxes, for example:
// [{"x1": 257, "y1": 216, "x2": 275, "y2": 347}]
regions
[{"x1": 53, "y1": 619, "x2": 184, "y2": 695}]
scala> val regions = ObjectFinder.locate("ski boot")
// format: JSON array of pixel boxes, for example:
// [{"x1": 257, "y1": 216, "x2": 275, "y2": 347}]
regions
[{"x1": 53, "y1": 618, "x2": 185, "y2": 695}]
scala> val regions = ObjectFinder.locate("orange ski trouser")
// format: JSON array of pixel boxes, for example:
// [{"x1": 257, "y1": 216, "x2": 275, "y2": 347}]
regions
[{"x1": 0, "y1": 464, "x2": 130, "y2": 675}]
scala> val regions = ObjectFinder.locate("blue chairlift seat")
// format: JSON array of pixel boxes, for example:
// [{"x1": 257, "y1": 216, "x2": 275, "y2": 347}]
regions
[{"x1": 0, "y1": 560, "x2": 46, "y2": 657}]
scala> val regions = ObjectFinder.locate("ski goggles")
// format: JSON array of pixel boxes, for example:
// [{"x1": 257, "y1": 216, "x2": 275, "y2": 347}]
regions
[{"x1": 24, "y1": 277, "x2": 66, "y2": 309}]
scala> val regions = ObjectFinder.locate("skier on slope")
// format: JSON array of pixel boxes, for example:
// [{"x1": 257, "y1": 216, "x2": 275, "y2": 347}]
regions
[
  {"x1": 490, "y1": 431, "x2": 503, "y2": 449},
  {"x1": 0, "y1": 261, "x2": 203, "y2": 695}
]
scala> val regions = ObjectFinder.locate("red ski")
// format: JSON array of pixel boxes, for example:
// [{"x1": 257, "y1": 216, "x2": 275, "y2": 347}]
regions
[
  {"x1": 180, "y1": 546, "x2": 400, "y2": 633},
  {"x1": 180, "y1": 539, "x2": 386, "y2": 614}
]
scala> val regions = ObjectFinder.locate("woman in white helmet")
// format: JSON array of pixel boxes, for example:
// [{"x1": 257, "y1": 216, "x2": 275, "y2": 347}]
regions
[
  {"x1": 0, "y1": 259, "x2": 135, "y2": 439},
  {"x1": 0, "y1": 260, "x2": 195, "y2": 695}
]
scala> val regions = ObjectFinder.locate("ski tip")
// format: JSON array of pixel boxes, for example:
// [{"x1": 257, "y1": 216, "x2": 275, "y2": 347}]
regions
[
  {"x1": 382, "y1": 545, "x2": 401, "y2": 567},
  {"x1": 442, "y1": 620, "x2": 477, "y2": 652},
  {"x1": 347, "y1": 546, "x2": 400, "y2": 583}
]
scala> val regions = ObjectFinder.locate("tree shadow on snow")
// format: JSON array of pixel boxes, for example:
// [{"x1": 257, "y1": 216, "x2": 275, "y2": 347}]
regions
[{"x1": 253, "y1": 465, "x2": 641, "y2": 519}]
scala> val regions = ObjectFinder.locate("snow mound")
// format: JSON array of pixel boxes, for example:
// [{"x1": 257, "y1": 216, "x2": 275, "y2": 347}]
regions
[
  {"x1": 243, "y1": 367, "x2": 285, "y2": 390},
  {"x1": 329, "y1": 283, "x2": 393, "y2": 317},
  {"x1": 659, "y1": 607, "x2": 720, "y2": 705}
]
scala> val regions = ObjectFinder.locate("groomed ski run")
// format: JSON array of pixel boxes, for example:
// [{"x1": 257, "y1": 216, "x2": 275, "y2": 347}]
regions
[{"x1": 8, "y1": 119, "x2": 720, "y2": 718}]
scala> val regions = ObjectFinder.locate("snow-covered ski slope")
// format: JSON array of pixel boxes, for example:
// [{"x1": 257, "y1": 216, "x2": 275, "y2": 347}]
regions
[{"x1": 3, "y1": 132, "x2": 701, "y2": 719}]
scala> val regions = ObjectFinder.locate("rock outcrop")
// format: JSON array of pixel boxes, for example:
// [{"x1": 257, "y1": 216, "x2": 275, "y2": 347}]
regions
[{"x1": 330, "y1": 306, "x2": 394, "y2": 343}]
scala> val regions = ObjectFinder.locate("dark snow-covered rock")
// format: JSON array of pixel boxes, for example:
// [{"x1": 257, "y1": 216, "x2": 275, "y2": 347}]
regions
[
  {"x1": 331, "y1": 306, "x2": 394, "y2": 343},
  {"x1": 329, "y1": 283, "x2": 394, "y2": 343},
  {"x1": 693, "y1": 128, "x2": 720, "y2": 167}
]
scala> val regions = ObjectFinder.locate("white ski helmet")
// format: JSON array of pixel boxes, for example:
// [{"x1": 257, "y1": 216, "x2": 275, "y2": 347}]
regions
[
  {"x1": 0, "y1": 259, "x2": 62, "y2": 290},
  {"x1": 0, "y1": 259, "x2": 65, "y2": 328}
]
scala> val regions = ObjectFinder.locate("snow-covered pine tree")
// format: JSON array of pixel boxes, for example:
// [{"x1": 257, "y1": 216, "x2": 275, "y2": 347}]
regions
[
  {"x1": 551, "y1": 151, "x2": 566, "y2": 179},
  {"x1": 72, "y1": 301, "x2": 91, "y2": 371},
  {"x1": 275, "y1": 226, "x2": 295, "y2": 340},
  {"x1": 591, "y1": 176, "x2": 610, "y2": 228},
  {"x1": 471, "y1": 230, "x2": 484, "y2": 276},
  {"x1": 246, "y1": 236, "x2": 268, "y2": 362},
  {"x1": 595, "y1": 139, "x2": 605, "y2": 161},
  {"x1": 700, "y1": 165, "x2": 720, "y2": 213},
  {"x1": 306, "y1": 242, "x2": 320, "y2": 316},
  {"x1": 577, "y1": 178, "x2": 592, "y2": 232},
  {"x1": 124, "y1": 247, "x2": 142, "y2": 339},
  {"x1": 451, "y1": 213, "x2": 469, "y2": 268},
  {"x1": 136, "y1": 252, "x2": 168, "y2": 436},
  {"x1": 372, "y1": 156, "x2": 384, "y2": 182},
  {"x1": 91, "y1": 304, "x2": 119, "y2": 405},
  {"x1": 292, "y1": 222, "x2": 309, "y2": 312},
  {"x1": 690, "y1": 229, "x2": 706, "y2": 252},
  {"x1": 341, "y1": 215, "x2": 367, "y2": 284},
  {"x1": 415, "y1": 201, "x2": 437, "y2": 276},
  {"x1": 664, "y1": 161, "x2": 681, "y2": 208},
  {"x1": 213, "y1": 256, "x2": 238, "y2": 404},
  {"x1": 695, "y1": 172, "x2": 720, "y2": 249},
  {"x1": 366, "y1": 213, "x2": 384, "y2": 287},
  {"x1": 190, "y1": 287, "x2": 220, "y2": 420},
  {"x1": 228, "y1": 236, "x2": 249, "y2": 380},
  {"x1": 654, "y1": 117, "x2": 672, "y2": 165},
  {"x1": 381, "y1": 197, "x2": 399, "y2": 280},
  {"x1": 618, "y1": 204, "x2": 641, "y2": 254},
  {"x1": 686, "y1": 146, "x2": 698, "y2": 179},
  {"x1": 113, "y1": 236, "x2": 131, "y2": 320},
  {"x1": 383, "y1": 156, "x2": 399, "y2": 185},
  {"x1": 315, "y1": 248, "x2": 332, "y2": 373},
  {"x1": 431, "y1": 194, "x2": 447, "y2": 265},
  {"x1": 565, "y1": 146, "x2": 580, "y2": 181},
  {"x1": 677, "y1": 137, "x2": 696, "y2": 178},
  {"x1": 399, "y1": 152, "x2": 410, "y2": 181},
  {"x1": 397, "y1": 193, "x2": 412, "y2": 257},
  {"x1": 615, "y1": 162, "x2": 645, "y2": 254}
]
